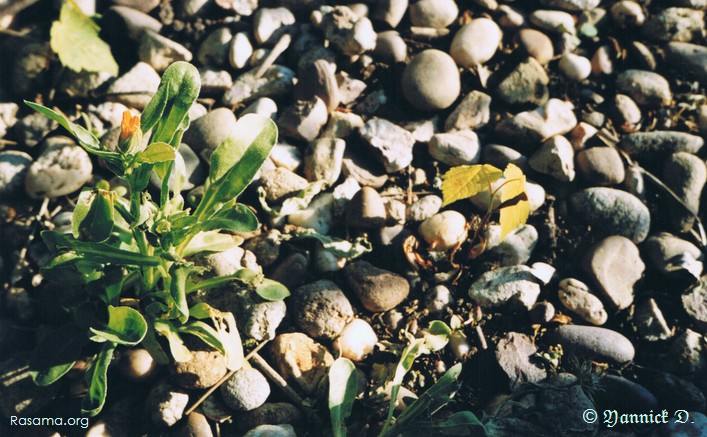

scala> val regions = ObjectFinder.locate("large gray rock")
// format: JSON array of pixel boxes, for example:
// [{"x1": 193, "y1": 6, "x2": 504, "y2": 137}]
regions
[
  {"x1": 146, "y1": 380, "x2": 190, "y2": 427},
  {"x1": 270, "y1": 333, "x2": 333, "y2": 394},
  {"x1": 543, "y1": 325, "x2": 635, "y2": 364},
  {"x1": 495, "y1": 99, "x2": 577, "y2": 147},
  {"x1": 428, "y1": 130, "x2": 481, "y2": 166},
  {"x1": 641, "y1": 8, "x2": 704, "y2": 43},
  {"x1": 569, "y1": 187, "x2": 650, "y2": 243},
  {"x1": 183, "y1": 108, "x2": 237, "y2": 156},
  {"x1": 495, "y1": 57, "x2": 549, "y2": 107},
  {"x1": 528, "y1": 135, "x2": 575, "y2": 181},
  {"x1": 495, "y1": 332, "x2": 547, "y2": 389},
  {"x1": 303, "y1": 138, "x2": 345, "y2": 184},
  {"x1": 665, "y1": 42, "x2": 707, "y2": 84},
  {"x1": 643, "y1": 232, "x2": 702, "y2": 275},
  {"x1": 402, "y1": 49, "x2": 460, "y2": 111},
  {"x1": 582, "y1": 235, "x2": 645, "y2": 311},
  {"x1": 575, "y1": 147, "x2": 625, "y2": 185},
  {"x1": 220, "y1": 367, "x2": 271, "y2": 412},
  {"x1": 359, "y1": 118, "x2": 415, "y2": 173},
  {"x1": 409, "y1": 0, "x2": 458, "y2": 28},
  {"x1": 291, "y1": 280, "x2": 354, "y2": 339},
  {"x1": 138, "y1": 29, "x2": 193, "y2": 72},
  {"x1": 445, "y1": 91, "x2": 492, "y2": 131},
  {"x1": 450, "y1": 18, "x2": 502, "y2": 67},
  {"x1": 616, "y1": 70, "x2": 672, "y2": 107},
  {"x1": 0, "y1": 151, "x2": 32, "y2": 198},
  {"x1": 558, "y1": 278, "x2": 608, "y2": 326},
  {"x1": 344, "y1": 261, "x2": 410, "y2": 312},
  {"x1": 468, "y1": 265, "x2": 541, "y2": 309},
  {"x1": 25, "y1": 140, "x2": 93, "y2": 199}
]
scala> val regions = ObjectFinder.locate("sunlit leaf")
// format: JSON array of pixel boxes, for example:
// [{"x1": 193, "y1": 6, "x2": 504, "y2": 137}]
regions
[
  {"x1": 50, "y1": 0, "x2": 118, "y2": 75},
  {"x1": 89, "y1": 305, "x2": 147, "y2": 346},
  {"x1": 154, "y1": 320, "x2": 191, "y2": 362},
  {"x1": 72, "y1": 189, "x2": 115, "y2": 242},
  {"x1": 423, "y1": 320, "x2": 452, "y2": 352},
  {"x1": 255, "y1": 279, "x2": 290, "y2": 301},
  {"x1": 499, "y1": 163, "x2": 529, "y2": 240},
  {"x1": 178, "y1": 321, "x2": 226, "y2": 355},
  {"x1": 181, "y1": 231, "x2": 244, "y2": 257},
  {"x1": 441, "y1": 164, "x2": 503, "y2": 207},
  {"x1": 81, "y1": 342, "x2": 116, "y2": 417},
  {"x1": 134, "y1": 142, "x2": 176, "y2": 164}
]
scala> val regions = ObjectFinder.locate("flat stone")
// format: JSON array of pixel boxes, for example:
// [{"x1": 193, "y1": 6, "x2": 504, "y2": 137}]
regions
[
  {"x1": 468, "y1": 265, "x2": 541, "y2": 309},
  {"x1": 495, "y1": 99, "x2": 577, "y2": 147},
  {"x1": 637, "y1": 369, "x2": 706, "y2": 413},
  {"x1": 138, "y1": 29, "x2": 193, "y2": 72},
  {"x1": 665, "y1": 42, "x2": 707, "y2": 84},
  {"x1": 643, "y1": 232, "x2": 703, "y2": 275},
  {"x1": 543, "y1": 325, "x2": 635, "y2": 364},
  {"x1": 222, "y1": 65, "x2": 295, "y2": 106},
  {"x1": 346, "y1": 186, "x2": 387, "y2": 229},
  {"x1": 569, "y1": 187, "x2": 650, "y2": 243},
  {"x1": 104, "y1": 6, "x2": 162, "y2": 42},
  {"x1": 277, "y1": 98, "x2": 328, "y2": 142},
  {"x1": 582, "y1": 235, "x2": 645, "y2": 310},
  {"x1": 663, "y1": 152, "x2": 707, "y2": 232},
  {"x1": 558, "y1": 278, "x2": 608, "y2": 325},
  {"x1": 487, "y1": 224, "x2": 538, "y2": 266},
  {"x1": 528, "y1": 135, "x2": 575, "y2": 181},
  {"x1": 481, "y1": 145, "x2": 528, "y2": 172},
  {"x1": 296, "y1": 59, "x2": 340, "y2": 113},
  {"x1": 270, "y1": 333, "x2": 333, "y2": 394},
  {"x1": 244, "y1": 424, "x2": 297, "y2": 437},
  {"x1": 105, "y1": 62, "x2": 161, "y2": 109},
  {"x1": 428, "y1": 130, "x2": 481, "y2": 166},
  {"x1": 341, "y1": 150, "x2": 387, "y2": 188},
  {"x1": 238, "y1": 402, "x2": 303, "y2": 431},
  {"x1": 291, "y1": 280, "x2": 354, "y2": 339},
  {"x1": 576, "y1": 147, "x2": 625, "y2": 185},
  {"x1": 344, "y1": 261, "x2": 410, "y2": 312},
  {"x1": 198, "y1": 27, "x2": 233, "y2": 67},
  {"x1": 303, "y1": 137, "x2": 345, "y2": 184},
  {"x1": 450, "y1": 18, "x2": 502, "y2": 67},
  {"x1": 495, "y1": 332, "x2": 547, "y2": 389},
  {"x1": 0, "y1": 151, "x2": 32, "y2": 199},
  {"x1": 518, "y1": 29, "x2": 554, "y2": 64},
  {"x1": 359, "y1": 118, "x2": 415, "y2": 173},
  {"x1": 529, "y1": 10, "x2": 576, "y2": 34},
  {"x1": 25, "y1": 141, "x2": 92, "y2": 199},
  {"x1": 594, "y1": 375, "x2": 658, "y2": 412},
  {"x1": 259, "y1": 167, "x2": 309, "y2": 202},
  {"x1": 642, "y1": 7, "x2": 704, "y2": 43},
  {"x1": 616, "y1": 70, "x2": 672, "y2": 107},
  {"x1": 619, "y1": 131, "x2": 704, "y2": 159}
]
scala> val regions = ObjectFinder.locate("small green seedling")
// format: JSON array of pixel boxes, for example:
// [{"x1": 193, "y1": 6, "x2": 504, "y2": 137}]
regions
[{"x1": 26, "y1": 61, "x2": 286, "y2": 416}]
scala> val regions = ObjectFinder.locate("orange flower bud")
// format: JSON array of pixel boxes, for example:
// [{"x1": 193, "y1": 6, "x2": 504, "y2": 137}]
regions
[{"x1": 120, "y1": 110, "x2": 140, "y2": 141}]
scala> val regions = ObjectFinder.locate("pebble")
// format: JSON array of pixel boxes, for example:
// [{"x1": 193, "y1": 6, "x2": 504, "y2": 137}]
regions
[
  {"x1": 360, "y1": 118, "x2": 415, "y2": 173},
  {"x1": 468, "y1": 265, "x2": 541, "y2": 310},
  {"x1": 292, "y1": 280, "x2": 353, "y2": 339},
  {"x1": 260, "y1": 167, "x2": 309, "y2": 202},
  {"x1": 372, "y1": 31, "x2": 407, "y2": 64},
  {"x1": 104, "y1": 6, "x2": 162, "y2": 42},
  {"x1": 346, "y1": 186, "x2": 387, "y2": 229},
  {"x1": 341, "y1": 150, "x2": 387, "y2": 189},
  {"x1": 242, "y1": 97, "x2": 278, "y2": 120},
  {"x1": 321, "y1": 111, "x2": 364, "y2": 140},
  {"x1": 529, "y1": 10, "x2": 576, "y2": 34},
  {"x1": 610, "y1": 1, "x2": 645, "y2": 27},
  {"x1": 220, "y1": 366, "x2": 271, "y2": 412},
  {"x1": 418, "y1": 210, "x2": 468, "y2": 250},
  {"x1": 425, "y1": 284, "x2": 453, "y2": 314},
  {"x1": 495, "y1": 332, "x2": 547, "y2": 390},
  {"x1": 278, "y1": 98, "x2": 328, "y2": 142},
  {"x1": 119, "y1": 348, "x2": 156, "y2": 382},
  {"x1": 14, "y1": 112, "x2": 59, "y2": 149},
  {"x1": 318, "y1": 6, "x2": 377, "y2": 56},
  {"x1": 406, "y1": 195, "x2": 442, "y2": 222},
  {"x1": 450, "y1": 18, "x2": 502, "y2": 67},
  {"x1": 665, "y1": 329, "x2": 706, "y2": 376},
  {"x1": 634, "y1": 298, "x2": 673, "y2": 342},
  {"x1": 530, "y1": 301, "x2": 556, "y2": 324},
  {"x1": 619, "y1": 131, "x2": 704, "y2": 159},
  {"x1": 253, "y1": 7, "x2": 295, "y2": 45},
  {"x1": 663, "y1": 152, "x2": 706, "y2": 232},
  {"x1": 582, "y1": 235, "x2": 645, "y2": 311},
  {"x1": 665, "y1": 42, "x2": 707, "y2": 84},
  {"x1": 402, "y1": 49, "x2": 460, "y2": 111},
  {"x1": 268, "y1": 252, "x2": 309, "y2": 289},
  {"x1": 495, "y1": 57, "x2": 549, "y2": 107},
  {"x1": 445, "y1": 90, "x2": 492, "y2": 131},
  {"x1": 0, "y1": 151, "x2": 32, "y2": 199},
  {"x1": 644, "y1": 232, "x2": 702, "y2": 275},
  {"x1": 174, "y1": 412, "x2": 213, "y2": 437},
  {"x1": 409, "y1": 0, "x2": 457, "y2": 28},
  {"x1": 544, "y1": 325, "x2": 635, "y2": 364},
  {"x1": 558, "y1": 53, "x2": 591, "y2": 81},
  {"x1": 105, "y1": 62, "x2": 161, "y2": 109},
  {"x1": 146, "y1": 381, "x2": 189, "y2": 427},
  {"x1": 595, "y1": 375, "x2": 658, "y2": 412},
  {"x1": 569, "y1": 187, "x2": 650, "y2": 243},
  {"x1": 239, "y1": 297, "x2": 287, "y2": 342},
  {"x1": 334, "y1": 319, "x2": 378, "y2": 361},
  {"x1": 682, "y1": 282, "x2": 707, "y2": 331},
  {"x1": 487, "y1": 224, "x2": 538, "y2": 266},
  {"x1": 216, "y1": 0, "x2": 257, "y2": 15},
  {"x1": 171, "y1": 344, "x2": 228, "y2": 390},
  {"x1": 481, "y1": 145, "x2": 528, "y2": 172},
  {"x1": 575, "y1": 147, "x2": 625, "y2": 185},
  {"x1": 296, "y1": 59, "x2": 340, "y2": 113},
  {"x1": 612, "y1": 94, "x2": 642, "y2": 131},
  {"x1": 230, "y1": 32, "x2": 254, "y2": 69},
  {"x1": 518, "y1": 29, "x2": 554, "y2": 64},
  {"x1": 558, "y1": 278, "x2": 608, "y2": 325},
  {"x1": 222, "y1": 64, "x2": 296, "y2": 106},
  {"x1": 238, "y1": 402, "x2": 303, "y2": 431},
  {"x1": 244, "y1": 424, "x2": 297, "y2": 437},
  {"x1": 372, "y1": 0, "x2": 408, "y2": 28},
  {"x1": 497, "y1": 5, "x2": 525, "y2": 29},
  {"x1": 538, "y1": 0, "x2": 600, "y2": 11},
  {"x1": 304, "y1": 138, "x2": 345, "y2": 184},
  {"x1": 25, "y1": 141, "x2": 92, "y2": 199},
  {"x1": 528, "y1": 135, "x2": 576, "y2": 182},
  {"x1": 615, "y1": 70, "x2": 672, "y2": 107},
  {"x1": 138, "y1": 30, "x2": 193, "y2": 72},
  {"x1": 495, "y1": 99, "x2": 577, "y2": 146},
  {"x1": 183, "y1": 108, "x2": 237, "y2": 157},
  {"x1": 344, "y1": 261, "x2": 410, "y2": 312},
  {"x1": 270, "y1": 332, "x2": 333, "y2": 394},
  {"x1": 0, "y1": 102, "x2": 18, "y2": 138},
  {"x1": 428, "y1": 130, "x2": 481, "y2": 166},
  {"x1": 197, "y1": 27, "x2": 233, "y2": 67},
  {"x1": 641, "y1": 7, "x2": 704, "y2": 43}
]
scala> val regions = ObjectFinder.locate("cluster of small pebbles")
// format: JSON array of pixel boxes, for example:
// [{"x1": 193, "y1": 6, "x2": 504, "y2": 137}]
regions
[{"x1": 1, "y1": 0, "x2": 706, "y2": 435}]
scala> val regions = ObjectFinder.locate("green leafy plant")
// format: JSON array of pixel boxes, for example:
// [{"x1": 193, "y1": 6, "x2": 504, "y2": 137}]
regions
[
  {"x1": 25, "y1": 61, "x2": 285, "y2": 416},
  {"x1": 441, "y1": 163, "x2": 529, "y2": 257},
  {"x1": 328, "y1": 357, "x2": 359, "y2": 437},
  {"x1": 51, "y1": 0, "x2": 118, "y2": 76}
]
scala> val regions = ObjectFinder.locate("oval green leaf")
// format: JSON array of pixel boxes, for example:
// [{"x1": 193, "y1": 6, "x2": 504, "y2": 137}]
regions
[
  {"x1": 256, "y1": 279, "x2": 290, "y2": 301},
  {"x1": 89, "y1": 305, "x2": 147, "y2": 346}
]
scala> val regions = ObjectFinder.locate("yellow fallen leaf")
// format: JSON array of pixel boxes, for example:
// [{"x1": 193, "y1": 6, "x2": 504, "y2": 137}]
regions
[
  {"x1": 499, "y1": 163, "x2": 529, "y2": 240},
  {"x1": 441, "y1": 164, "x2": 502, "y2": 207}
]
